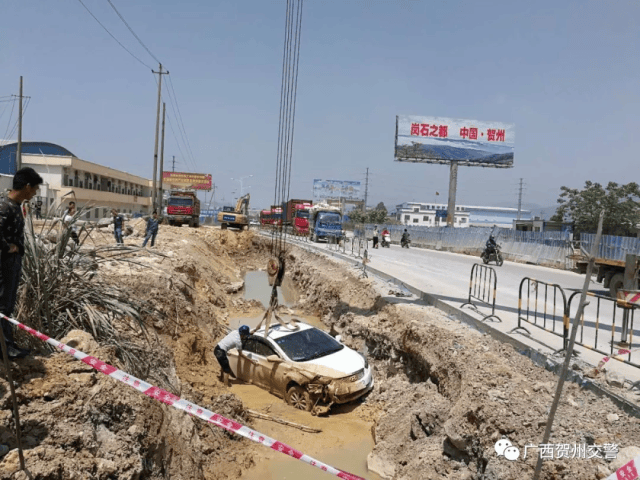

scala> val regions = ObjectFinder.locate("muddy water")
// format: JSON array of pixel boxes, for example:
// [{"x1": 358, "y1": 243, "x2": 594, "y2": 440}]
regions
[
  {"x1": 235, "y1": 385, "x2": 382, "y2": 480},
  {"x1": 243, "y1": 270, "x2": 297, "y2": 308}
]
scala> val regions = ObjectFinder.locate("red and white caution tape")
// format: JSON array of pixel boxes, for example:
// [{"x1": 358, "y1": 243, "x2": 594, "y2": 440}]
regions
[
  {"x1": 605, "y1": 454, "x2": 640, "y2": 480},
  {"x1": 1, "y1": 315, "x2": 365, "y2": 480}
]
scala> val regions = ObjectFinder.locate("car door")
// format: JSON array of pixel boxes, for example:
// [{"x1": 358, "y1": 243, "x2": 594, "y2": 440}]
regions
[
  {"x1": 251, "y1": 339, "x2": 290, "y2": 395},
  {"x1": 228, "y1": 338, "x2": 258, "y2": 383}
]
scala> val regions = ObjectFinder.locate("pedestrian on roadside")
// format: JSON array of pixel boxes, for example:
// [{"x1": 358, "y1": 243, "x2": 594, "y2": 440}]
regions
[
  {"x1": 111, "y1": 209, "x2": 124, "y2": 244},
  {"x1": 373, "y1": 225, "x2": 379, "y2": 249},
  {"x1": 142, "y1": 210, "x2": 159, "y2": 248},
  {"x1": 214, "y1": 325, "x2": 257, "y2": 381},
  {"x1": 34, "y1": 200, "x2": 42, "y2": 220},
  {"x1": 0, "y1": 167, "x2": 43, "y2": 360},
  {"x1": 63, "y1": 201, "x2": 80, "y2": 246}
]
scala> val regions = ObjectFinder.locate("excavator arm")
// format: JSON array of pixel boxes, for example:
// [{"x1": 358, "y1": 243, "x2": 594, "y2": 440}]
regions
[{"x1": 235, "y1": 193, "x2": 250, "y2": 215}]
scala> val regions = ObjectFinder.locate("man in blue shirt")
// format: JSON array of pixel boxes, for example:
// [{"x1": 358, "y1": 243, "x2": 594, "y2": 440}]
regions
[
  {"x1": 142, "y1": 210, "x2": 159, "y2": 247},
  {"x1": 111, "y1": 209, "x2": 124, "y2": 244}
]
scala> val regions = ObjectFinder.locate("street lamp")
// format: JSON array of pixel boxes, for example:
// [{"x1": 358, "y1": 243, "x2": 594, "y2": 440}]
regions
[{"x1": 231, "y1": 175, "x2": 253, "y2": 196}]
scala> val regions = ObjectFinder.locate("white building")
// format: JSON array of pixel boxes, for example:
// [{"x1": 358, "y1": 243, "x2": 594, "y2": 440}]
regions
[
  {"x1": 394, "y1": 202, "x2": 531, "y2": 229},
  {"x1": 0, "y1": 141, "x2": 168, "y2": 219},
  {"x1": 394, "y1": 202, "x2": 471, "y2": 227}
]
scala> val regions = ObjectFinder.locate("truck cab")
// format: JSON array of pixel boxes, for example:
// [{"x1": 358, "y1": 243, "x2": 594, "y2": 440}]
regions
[
  {"x1": 166, "y1": 190, "x2": 200, "y2": 228},
  {"x1": 309, "y1": 205, "x2": 343, "y2": 242},
  {"x1": 293, "y1": 203, "x2": 312, "y2": 235}
]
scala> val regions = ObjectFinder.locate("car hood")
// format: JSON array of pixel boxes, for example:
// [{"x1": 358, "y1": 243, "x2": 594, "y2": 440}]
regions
[{"x1": 300, "y1": 346, "x2": 364, "y2": 378}]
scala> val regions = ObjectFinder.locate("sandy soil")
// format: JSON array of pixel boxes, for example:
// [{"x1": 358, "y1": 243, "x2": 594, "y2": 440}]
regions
[{"x1": 1, "y1": 222, "x2": 639, "y2": 479}]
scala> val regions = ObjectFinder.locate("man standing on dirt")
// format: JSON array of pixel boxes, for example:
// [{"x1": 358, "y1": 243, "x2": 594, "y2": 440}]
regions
[
  {"x1": 63, "y1": 201, "x2": 80, "y2": 246},
  {"x1": 142, "y1": 210, "x2": 159, "y2": 248},
  {"x1": 111, "y1": 209, "x2": 124, "y2": 245},
  {"x1": 214, "y1": 325, "x2": 257, "y2": 381},
  {"x1": 0, "y1": 167, "x2": 43, "y2": 360}
]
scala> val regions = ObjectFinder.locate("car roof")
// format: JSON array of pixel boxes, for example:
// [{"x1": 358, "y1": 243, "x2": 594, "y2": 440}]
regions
[{"x1": 253, "y1": 321, "x2": 316, "y2": 341}]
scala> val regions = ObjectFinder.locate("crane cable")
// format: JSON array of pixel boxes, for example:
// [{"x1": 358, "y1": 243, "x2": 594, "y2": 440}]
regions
[{"x1": 261, "y1": 0, "x2": 304, "y2": 334}]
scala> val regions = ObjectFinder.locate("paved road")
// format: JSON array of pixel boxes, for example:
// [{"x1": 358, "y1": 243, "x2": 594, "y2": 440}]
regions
[{"x1": 284, "y1": 234, "x2": 640, "y2": 386}]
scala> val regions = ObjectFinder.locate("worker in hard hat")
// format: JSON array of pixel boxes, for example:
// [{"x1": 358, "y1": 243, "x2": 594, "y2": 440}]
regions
[{"x1": 214, "y1": 325, "x2": 257, "y2": 381}]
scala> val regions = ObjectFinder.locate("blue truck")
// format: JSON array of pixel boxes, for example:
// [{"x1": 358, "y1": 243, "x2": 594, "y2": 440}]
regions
[{"x1": 309, "y1": 205, "x2": 343, "y2": 242}]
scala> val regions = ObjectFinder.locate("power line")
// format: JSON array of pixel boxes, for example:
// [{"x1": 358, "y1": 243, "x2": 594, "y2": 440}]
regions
[
  {"x1": 2, "y1": 97, "x2": 16, "y2": 141},
  {"x1": 167, "y1": 75, "x2": 197, "y2": 170},
  {"x1": 76, "y1": 0, "x2": 152, "y2": 69},
  {"x1": 106, "y1": 0, "x2": 161, "y2": 65},
  {"x1": 8, "y1": 97, "x2": 31, "y2": 140}
]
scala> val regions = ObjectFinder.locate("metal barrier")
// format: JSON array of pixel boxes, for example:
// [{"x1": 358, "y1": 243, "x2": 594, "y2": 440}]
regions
[
  {"x1": 510, "y1": 277, "x2": 570, "y2": 351},
  {"x1": 567, "y1": 291, "x2": 639, "y2": 369},
  {"x1": 460, "y1": 264, "x2": 501, "y2": 322}
]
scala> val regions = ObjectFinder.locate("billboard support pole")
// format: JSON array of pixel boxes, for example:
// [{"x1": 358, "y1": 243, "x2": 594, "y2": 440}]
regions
[{"x1": 446, "y1": 161, "x2": 458, "y2": 227}]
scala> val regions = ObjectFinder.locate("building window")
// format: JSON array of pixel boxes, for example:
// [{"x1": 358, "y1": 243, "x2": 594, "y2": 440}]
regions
[
  {"x1": 85, "y1": 211, "x2": 90, "y2": 220},
  {"x1": 423, "y1": 216, "x2": 428, "y2": 221},
  {"x1": 95, "y1": 208, "x2": 99, "y2": 218},
  {"x1": 103, "y1": 208, "x2": 108, "y2": 217},
  {"x1": 413, "y1": 207, "x2": 419, "y2": 212},
  {"x1": 413, "y1": 218, "x2": 418, "y2": 223},
  {"x1": 404, "y1": 215, "x2": 410, "y2": 222}
]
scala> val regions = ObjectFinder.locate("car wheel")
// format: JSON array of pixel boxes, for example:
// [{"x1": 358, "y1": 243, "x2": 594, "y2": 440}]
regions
[{"x1": 286, "y1": 385, "x2": 312, "y2": 411}]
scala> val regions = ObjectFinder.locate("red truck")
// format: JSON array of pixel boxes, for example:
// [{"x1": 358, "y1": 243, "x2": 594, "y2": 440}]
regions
[
  {"x1": 292, "y1": 202, "x2": 312, "y2": 235},
  {"x1": 271, "y1": 205, "x2": 283, "y2": 226},
  {"x1": 166, "y1": 189, "x2": 200, "y2": 228},
  {"x1": 281, "y1": 199, "x2": 312, "y2": 231},
  {"x1": 260, "y1": 209, "x2": 271, "y2": 226}
]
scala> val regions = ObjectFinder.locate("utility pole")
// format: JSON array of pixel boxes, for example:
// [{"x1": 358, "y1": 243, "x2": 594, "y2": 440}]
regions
[
  {"x1": 446, "y1": 162, "x2": 458, "y2": 227},
  {"x1": 16, "y1": 76, "x2": 23, "y2": 172},
  {"x1": 172, "y1": 155, "x2": 176, "y2": 172},
  {"x1": 517, "y1": 178, "x2": 524, "y2": 221},
  {"x1": 151, "y1": 64, "x2": 169, "y2": 211},
  {"x1": 157, "y1": 102, "x2": 166, "y2": 212},
  {"x1": 363, "y1": 167, "x2": 369, "y2": 211}
]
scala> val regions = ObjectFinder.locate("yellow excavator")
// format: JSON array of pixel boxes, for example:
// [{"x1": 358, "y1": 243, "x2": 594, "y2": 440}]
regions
[{"x1": 218, "y1": 193, "x2": 250, "y2": 230}]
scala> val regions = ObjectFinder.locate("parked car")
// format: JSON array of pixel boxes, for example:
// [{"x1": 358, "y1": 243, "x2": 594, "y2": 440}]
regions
[{"x1": 227, "y1": 322, "x2": 374, "y2": 413}]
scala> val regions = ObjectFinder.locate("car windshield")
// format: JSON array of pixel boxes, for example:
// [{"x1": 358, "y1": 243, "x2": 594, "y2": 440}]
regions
[
  {"x1": 169, "y1": 197, "x2": 193, "y2": 207},
  {"x1": 274, "y1": 328, "x2": 344, "y2": 362},
  {"x1": 296, "y1": 210, "x2": 309, "y2": 218}
]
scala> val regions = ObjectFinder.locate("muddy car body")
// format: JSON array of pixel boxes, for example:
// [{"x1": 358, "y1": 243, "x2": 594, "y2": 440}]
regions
[{"x1": 227, "y1": 322, "x2": 373, "y2": 412}]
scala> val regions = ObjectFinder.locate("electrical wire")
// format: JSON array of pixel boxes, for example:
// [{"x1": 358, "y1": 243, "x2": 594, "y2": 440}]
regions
[
  {"x1": 167, "y1": 75, "x2": 198, "y2": 170},
  {"x1": 7, "y1": 97, "x2": 31, "y2": 140},
  {"x1": 107, "y1": 0, "x2": 161, "y2": 65},
  {"x1": 2, "y1": 98, "x2": 16, "y2": 141},
  {"x1": 76, "y1": 0, "x2": 153, "y2": 69}
]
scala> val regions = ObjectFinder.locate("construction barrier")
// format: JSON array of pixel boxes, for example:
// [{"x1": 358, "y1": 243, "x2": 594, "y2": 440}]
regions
[
  {"x1": 510, "y1": 277, "x2": 570, "y2": 351},
  {"x1": 567, "y1": 291, "x2": 639, "y2": 369},
  {"x1": 0, "y1": 315, "x2": 365, "y2": 480},
  {"x1": 460, "y1": 263, "x2": 501, "y2": 322}
]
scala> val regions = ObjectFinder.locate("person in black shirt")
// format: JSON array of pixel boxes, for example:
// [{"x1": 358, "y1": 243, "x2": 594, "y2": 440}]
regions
[{"x1": 0, "y1": 167, "x2": 43, "y2": 359}]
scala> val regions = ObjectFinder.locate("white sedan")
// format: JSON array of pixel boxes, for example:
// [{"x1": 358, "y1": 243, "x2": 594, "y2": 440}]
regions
[{"x1": 227, "y1": 322, "x2": 374, "y2": 413}]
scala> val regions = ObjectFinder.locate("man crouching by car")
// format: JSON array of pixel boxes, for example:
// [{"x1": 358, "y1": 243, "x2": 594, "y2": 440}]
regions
[{"x1": 214, "y1": 325, "x2": 257, "y2": 381}]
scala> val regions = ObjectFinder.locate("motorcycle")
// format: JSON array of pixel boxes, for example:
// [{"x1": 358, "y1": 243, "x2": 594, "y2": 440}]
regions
[
  {"x1": 381, "y1": 233, "x2": 391, "y2": 248},
  {"x1": 481, "y1": 243, "x2": 504, "y2": 266},
  {"x1": 401, "y1": 236, "x2": 411, "y2": 248}
]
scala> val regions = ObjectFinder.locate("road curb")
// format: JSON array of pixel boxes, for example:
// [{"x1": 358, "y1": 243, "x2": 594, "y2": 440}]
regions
[{"x1": 285, "y1": 236, "x2": 640, "y2": 419}]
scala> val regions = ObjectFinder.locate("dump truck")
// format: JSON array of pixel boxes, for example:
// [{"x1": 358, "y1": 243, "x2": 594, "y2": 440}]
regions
[
  {"x1": 309, "y1": 203, "x2": 343, "y2": 242},
  {"x1": 281, "y1": 199, "x2": 313, "y2": 225},
  {"x1": 596, "y1": 255, "x2": 640, "y2": 299},
  {"x1": 292, "y1": 202, "x2": 313, "y2": 235},
  {"x1": 166, "y1": 190, "x2": 200, "y2": 228},
  {"x1": 217, "y1": 193, "x2": 250, "y2": 230}
]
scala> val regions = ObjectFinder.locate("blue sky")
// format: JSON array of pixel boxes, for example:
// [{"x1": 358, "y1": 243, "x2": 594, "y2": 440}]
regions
[{"x1": 1, "y1": 0, "x2": 638, "y2": 213}]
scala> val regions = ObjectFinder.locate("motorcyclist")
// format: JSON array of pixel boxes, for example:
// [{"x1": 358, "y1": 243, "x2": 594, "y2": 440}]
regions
[
  {"x1": 401, "y1": 229, "x2": 410, "y2": 246},
  {"x1": 486, "y1": 234, "x2": 497, "y2": 255}
]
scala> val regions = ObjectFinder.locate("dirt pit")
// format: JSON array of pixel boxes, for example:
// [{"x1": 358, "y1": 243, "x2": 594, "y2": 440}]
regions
[{"x1": 1, "y1": 223, "x2": 639, "y2": 479}]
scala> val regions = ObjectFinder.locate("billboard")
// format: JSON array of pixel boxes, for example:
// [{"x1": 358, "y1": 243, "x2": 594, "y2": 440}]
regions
[
  {"x1": 313, "y1": 179, "x2": 362, "y2": 201},
  {"x1": 395, "y1": 115, "x2": 514, "y2": 168},
  {"x1": 162, "y1": 172, "x2": 212, "y2": 190}
]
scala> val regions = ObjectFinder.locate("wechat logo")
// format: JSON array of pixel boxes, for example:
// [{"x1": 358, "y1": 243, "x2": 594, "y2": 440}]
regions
[{"x1": 495, "y1": 438, "x2": 520, "y2": 461}]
